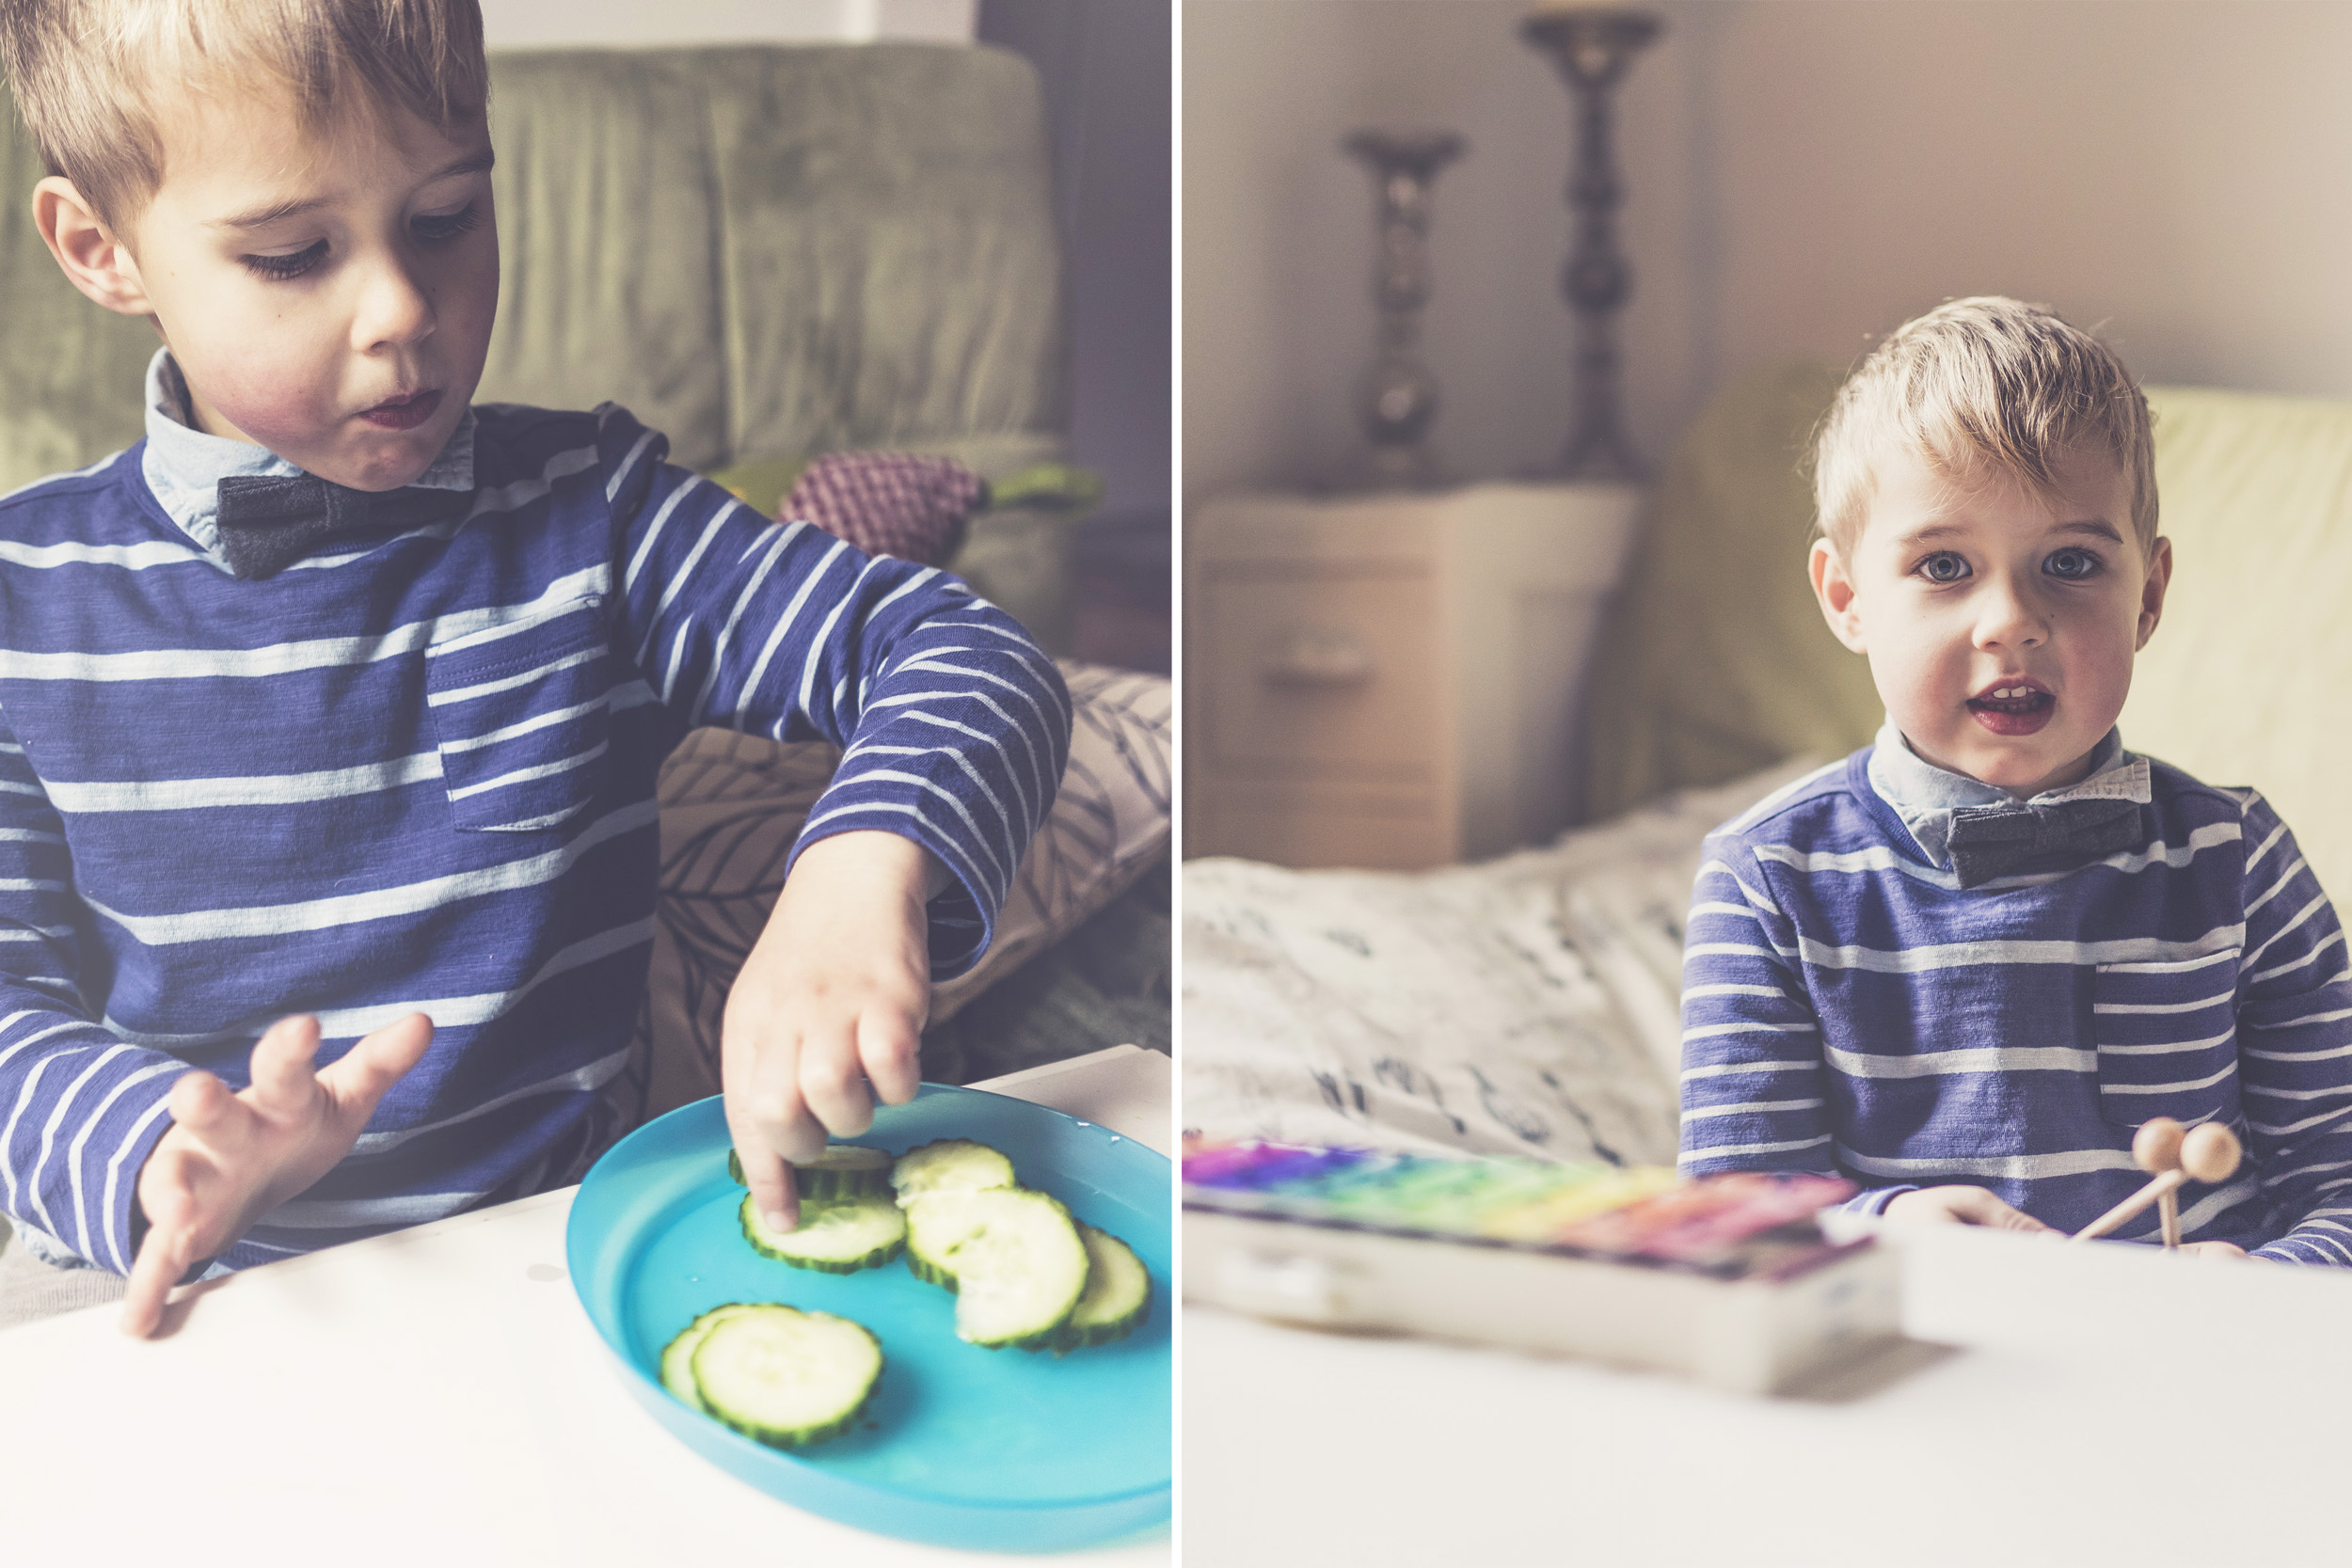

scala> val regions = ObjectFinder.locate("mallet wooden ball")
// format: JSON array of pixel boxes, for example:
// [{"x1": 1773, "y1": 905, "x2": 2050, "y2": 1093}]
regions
[
  {"x1": 2073, "y1": 1117, "x2": 2243, "y2": 1246},
  {"x1": 2180, "y1": 1121, "x2": 2242, "y2": 1183}
]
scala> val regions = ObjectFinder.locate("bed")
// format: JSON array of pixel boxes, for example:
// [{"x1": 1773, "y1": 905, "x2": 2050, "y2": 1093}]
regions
[{"x1": 1184, "y1": 361, "x2": 2352, "y2": 1155}]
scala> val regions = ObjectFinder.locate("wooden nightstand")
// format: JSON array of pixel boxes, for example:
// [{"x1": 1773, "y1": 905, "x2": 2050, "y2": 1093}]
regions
[{"x1": 1184, "y1": 483, "x2": 1642, "y2": 869}]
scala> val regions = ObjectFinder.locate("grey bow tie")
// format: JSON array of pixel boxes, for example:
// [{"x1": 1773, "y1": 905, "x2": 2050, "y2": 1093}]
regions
[
  {"x1": 215, "y1": 473, "x2": 471, "y2": 580},
  {"x1": 1945, "y1": 796, "x2": 2143, "y2": 888}
]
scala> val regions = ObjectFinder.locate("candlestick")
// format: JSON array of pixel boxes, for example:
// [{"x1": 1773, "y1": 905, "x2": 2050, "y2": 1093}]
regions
[
  {"x1": 1520, "y1": 8, "x2": 1662, "y2": 481},
  {"x1": 1343, "y1": 128, "x2": 1466, "y2": 490}
]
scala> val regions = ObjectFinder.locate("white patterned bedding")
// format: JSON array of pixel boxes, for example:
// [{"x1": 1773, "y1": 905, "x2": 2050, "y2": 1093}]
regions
[{"x1": 1181, "y1": 762, "x2": 1817, "y2": 1165}]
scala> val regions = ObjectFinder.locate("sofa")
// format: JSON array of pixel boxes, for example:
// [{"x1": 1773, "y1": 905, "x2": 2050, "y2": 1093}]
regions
[
  {"x1": 0, "y1": 43, "x2": 1170, "y2": 1157},
  {"x1": 1184, "y1": 361, "x2": 2352, "y2": 1160}
]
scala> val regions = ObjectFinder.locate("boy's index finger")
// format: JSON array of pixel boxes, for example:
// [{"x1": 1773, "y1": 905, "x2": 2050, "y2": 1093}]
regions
[{"x1": 739, "y1": 1142, "x2": 800, "y2": 1234}]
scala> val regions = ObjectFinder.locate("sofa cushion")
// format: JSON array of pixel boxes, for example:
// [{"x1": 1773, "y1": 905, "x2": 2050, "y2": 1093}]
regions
[
  {"x1": 707, "y1": 438, "x2": 1094, "y2": 653},
  {"x1": 642, "y1": 660, "x2": 1170, "y2": 1118}
]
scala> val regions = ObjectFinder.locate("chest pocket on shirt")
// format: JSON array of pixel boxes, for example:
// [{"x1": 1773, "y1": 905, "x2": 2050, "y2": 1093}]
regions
[
  {"x1": 2091, "y1": 947, "x2": 2242, "y2": 1129},
  {"x1": 424, "y1": 595, "x2": 612, "y2": 832}
]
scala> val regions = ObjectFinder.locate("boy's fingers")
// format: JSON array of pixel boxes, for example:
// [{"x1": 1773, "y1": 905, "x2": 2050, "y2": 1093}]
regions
[
  {"x1": 119, "y1": 1216, "x2": 191, "y2": 1338},
  {"x1": 1949, "y1": 1187, "x2": 2049, "y2": 1231},
  {"x1": 857, "y1": 1010, "x2": 921, "y2": 1108},
  {"x1": 247, "y1": 1015, "x2": 325, "y2": 1113},
  {"x1": 167, "y1": 1070, "x2": 234, "y2": 1136},
  {"x1": 321, "y1": 1012, "x2": 435, "y2": 1114},
  {"x1": 730, "y1": 1132, "x2": 800, "y2": 1234},
  {"x1": 800, "y1": 1029, "x2": 876, "y2": 1140},
  {"x1": 747, "y1": 1032, "x2": 829, "y2": 1165}
]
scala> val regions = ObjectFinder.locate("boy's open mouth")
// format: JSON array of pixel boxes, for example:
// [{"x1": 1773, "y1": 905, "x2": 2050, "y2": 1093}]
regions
[
  {"x1": 1968, "y1": 678, "x2": 2053, "y2": 736},
  {"x1": 358, "y1": 388, "x2": 442, "y2": 432}
]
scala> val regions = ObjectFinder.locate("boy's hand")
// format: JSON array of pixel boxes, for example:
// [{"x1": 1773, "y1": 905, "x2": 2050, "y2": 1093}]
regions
[
  {"x1": 123, "y1": 1011, "x2": 434, "y2": 1338},
  {"x1": 722, "y1": 831, "x2": 946, "y2": 1236},
  {"x1": 1883, "y1": 1184, "x2": 2055, "y2": 1233}
]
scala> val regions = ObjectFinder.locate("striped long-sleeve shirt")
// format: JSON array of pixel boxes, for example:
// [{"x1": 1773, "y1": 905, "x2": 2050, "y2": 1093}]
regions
[
  {"x1": 1678, "y1": 744, "x2": 2352, "y2": 1264},
  {"x1": 0, "y1": 366, "x2": 1069, "y2": 1278}
]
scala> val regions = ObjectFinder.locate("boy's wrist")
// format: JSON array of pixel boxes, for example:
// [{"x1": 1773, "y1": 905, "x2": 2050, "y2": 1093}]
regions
[{"x1": 793, "y1": 828, "x2": 952, "y2": 902}]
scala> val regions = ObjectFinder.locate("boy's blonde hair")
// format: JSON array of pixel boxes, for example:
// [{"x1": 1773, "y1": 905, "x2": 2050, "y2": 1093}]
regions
[
  {"x1": 1813, "y1": 296, "x2": 2157, "y2": 560},
  {"x1": 0, "y1": 0, "x2": 487, "y2": 232}
]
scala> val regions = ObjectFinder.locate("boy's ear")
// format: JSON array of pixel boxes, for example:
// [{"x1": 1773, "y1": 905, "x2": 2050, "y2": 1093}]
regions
[
  {"x1": 2136, "y1": 535, "x2": 2174, "y2": 651},
  {"x1": 1809, "y1": 537, "x2": 1868, "y2": 654},
  {"x1": 32, "y1": 177, "x2": 156, "y2": 318}
]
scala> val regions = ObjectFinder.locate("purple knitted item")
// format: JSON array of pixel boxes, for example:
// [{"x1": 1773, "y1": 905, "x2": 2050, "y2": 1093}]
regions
[{"x1": 780, "y1": 452, "x2": 987, "y2": 565}]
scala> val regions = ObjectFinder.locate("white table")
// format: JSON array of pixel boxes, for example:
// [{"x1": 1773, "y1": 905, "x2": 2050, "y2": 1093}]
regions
[
  {"x1": 0, "y1": 1045, "x2": 1170, "y2": 1567},
  {"x1": 1185, "y1": 1219, "x2": 2352, "y2": 1567}
]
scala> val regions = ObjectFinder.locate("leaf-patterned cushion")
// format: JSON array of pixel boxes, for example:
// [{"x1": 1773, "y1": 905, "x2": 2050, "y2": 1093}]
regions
[{"x1": 640, "y1": 659, "x2": 1170, "y2": 1117}]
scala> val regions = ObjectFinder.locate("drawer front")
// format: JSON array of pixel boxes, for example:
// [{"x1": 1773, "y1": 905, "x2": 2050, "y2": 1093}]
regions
[
  {"x1": 1198, "y1": 562, "x2": 1443, "y2": 782},
  {"x1": 1190, "y1": 781, "x2": 1454, "y2": 870}
]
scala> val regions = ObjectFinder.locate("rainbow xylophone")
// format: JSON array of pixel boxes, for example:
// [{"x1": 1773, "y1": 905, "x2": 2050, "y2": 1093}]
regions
[{"x1": 1183, "y1": 1140, "x2": 1905, "y2": 1393}]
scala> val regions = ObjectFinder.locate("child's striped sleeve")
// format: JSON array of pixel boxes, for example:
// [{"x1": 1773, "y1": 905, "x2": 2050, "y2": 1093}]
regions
[
  {"x1": 594, "y1": 405, "x2": 1071, "y2": 981},
  {"x1": 0, "y1": 717, "x2": 185, "y2": 1273},
  {"x1": 1677, "y1": 833, "x2": 1869, "y2": 1196},
  {"x1": 2232, "y1": 794, "x2": 2352, "y2": 1264}
]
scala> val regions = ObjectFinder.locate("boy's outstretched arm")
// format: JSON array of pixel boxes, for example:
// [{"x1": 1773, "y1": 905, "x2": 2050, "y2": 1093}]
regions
[
  {"x1": 721, "y1": 832, "x2": 946, "y2": 1234},
  {"x1": 2231, "y1": 796, "x2": 2352, "y2": 1263},
  {"x1": 0, "y1": 718, "x2": 195, "y2": 1286},
  {"x1": 596, "y1": 410, "x2": 1071, "y2": 1220},
  {"x1": 121, "y1": 1012, "x2": 432, "y2": 1336},
  {"x1": 0, "y1": 717, "x2": 438, "y2": 1330}
]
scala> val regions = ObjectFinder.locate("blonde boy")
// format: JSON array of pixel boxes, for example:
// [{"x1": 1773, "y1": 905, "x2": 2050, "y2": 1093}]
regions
[
  {"x1": 0, "y1": 0, "x2": 1068, "y2": 1333},
  {"x1": 1678, "y1": 297, "x2": 2352, "y2": 1261}
]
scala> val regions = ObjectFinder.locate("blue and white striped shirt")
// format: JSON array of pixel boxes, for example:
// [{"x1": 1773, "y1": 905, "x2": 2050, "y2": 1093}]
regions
[
  {"x1": 0, "y1": 354, "x2": 1070, "y2": 1276},
  {"x1": 1678, "y1": 738, "x2": 2352, "y2": 1263}
]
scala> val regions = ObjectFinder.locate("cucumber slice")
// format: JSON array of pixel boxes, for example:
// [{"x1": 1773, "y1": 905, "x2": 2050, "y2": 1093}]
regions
[
  {"x1": 1050, "y1": 1225, "x2": 1151, "y2": 1351},
  {"x1": 891, "y1": 1139, "x2": 1017, "y2": 1206},
  {"x1": 726, "y1": 1143, "x2": 895, "y2": 1201},
  {"x1": 739, "y1": 1191, "x2": 907, "y2": 1274},
  {"x1": 902, "y1": 1187, "x2": 1089, "y2": 1349},
  {"x1": 660, "y1": 1303, "x2": 761, "y2": 1409},
  {"x1": 691, "y1": 1305, "x2": 882, "y2": 1449}
]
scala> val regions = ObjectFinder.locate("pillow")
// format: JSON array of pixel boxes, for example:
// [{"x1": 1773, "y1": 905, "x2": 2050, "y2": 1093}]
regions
[
  {"x1": 1180, "y1": 761, "x2": 1820, "y2": 1164},
  {"x1": 639, "y1": 659, "x2": 1172, "y2": 1120},
  {"x1": 705, "y1": 442, "x2": 1102, "y2": 654},
  {"x1": 774, "y1": 451, "x2": 987, "y2": 566}
]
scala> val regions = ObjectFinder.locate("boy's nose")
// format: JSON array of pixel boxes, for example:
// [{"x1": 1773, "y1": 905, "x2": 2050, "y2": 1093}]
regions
[
  {"x1": 352, "y1": 255, "x2": 437, "y2": 354},
  {"x1": 1972, "y1": 573, "x2": 2047, "y2": 649}
]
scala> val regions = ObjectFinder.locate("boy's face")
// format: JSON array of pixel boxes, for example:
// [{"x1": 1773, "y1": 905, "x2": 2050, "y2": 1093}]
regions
[
  {"x1": 1810, "y1": 442, "x2": 2172, "y2": 799},
  {"x1": 58, "y1": 87, "x2": 498, "y2": 493}
]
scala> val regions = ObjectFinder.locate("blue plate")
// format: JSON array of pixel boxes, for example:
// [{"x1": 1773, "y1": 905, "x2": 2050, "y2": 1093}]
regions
[{"x1": 565, "y1": 1085, "x2": 1171, "y2": 1553}]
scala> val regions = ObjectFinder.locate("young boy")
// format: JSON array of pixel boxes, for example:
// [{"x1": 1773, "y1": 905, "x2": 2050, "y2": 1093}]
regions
[
  {"x1": 1677, "y1": 296, "x2": 2352, "y2": 1264},
  {"x1": 0, "y1": 0, "x2": 1069, "y2": 1334}
]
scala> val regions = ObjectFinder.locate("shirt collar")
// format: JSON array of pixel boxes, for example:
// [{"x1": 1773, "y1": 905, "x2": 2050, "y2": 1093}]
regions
[
  {"x1": 138, "y1": 347, "x2": 476, "y2": 555},
  {"x1": 1866, "y1": 718, "x2": 2150, "y2": 868}
]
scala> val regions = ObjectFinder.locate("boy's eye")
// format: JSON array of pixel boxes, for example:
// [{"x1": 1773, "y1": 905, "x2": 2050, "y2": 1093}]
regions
[
  {"x1": 1915, "y1": 551, "x2": 1970, "y2": 584},
  {"x1": 240, "y1": 241, "x2": 327, "y2": 281},
  {"x1": 2045, "y1": 547, "x2": 2102, "y2": 580},
  {"x1": 412, "y1": 203, "x2": 483, "y2": 245}
]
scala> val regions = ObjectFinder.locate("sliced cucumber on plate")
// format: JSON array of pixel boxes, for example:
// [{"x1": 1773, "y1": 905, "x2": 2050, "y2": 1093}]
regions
[
  {"x1": 739, "y1": 1190, "x2": 907, "y2": 1274},
  {"x1": 726, "y1": 1142, "x2": 895, "y2": 1201},
  {"x1": 890, "y1": 1138, "x2": 1018, "y2": 1205},
  {"x1": 903, "y1": 1186, "x2": 1091, "y2": 1349},
  {"x1": 661, "y1": 1302, "x2": 761, "y2": 1409},
  {"x1": 684, "y1": 1304, "x2": 882, "y2": 1449},
  {"x1": 1053, "y1": 1224, "x2": 1152, "y2": 1350}
]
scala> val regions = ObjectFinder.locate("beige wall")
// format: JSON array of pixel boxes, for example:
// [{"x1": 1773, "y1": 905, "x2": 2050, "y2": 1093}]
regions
[
  {"x1": 480, "y1": 0, "x2": 975, "y2": 47},
  {"x1": 1184, "y1": 0, "x2": 2352, "y2": 506}
]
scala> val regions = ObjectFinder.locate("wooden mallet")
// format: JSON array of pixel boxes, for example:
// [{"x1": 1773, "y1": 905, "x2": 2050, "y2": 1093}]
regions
[{"x1": 2072, "y1": 1117, "x2": 2242, "y2": 1246}]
